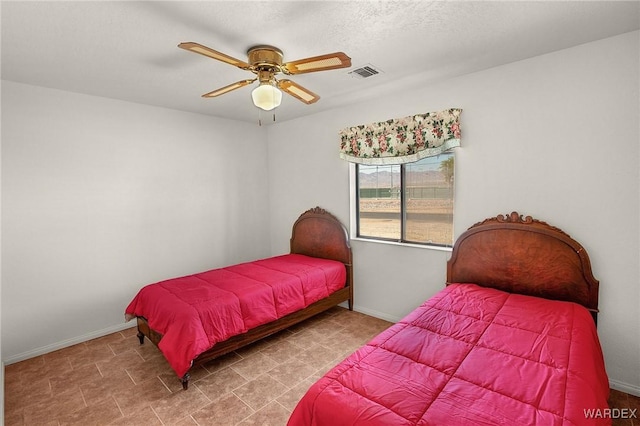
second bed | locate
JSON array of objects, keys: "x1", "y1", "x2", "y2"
[{"x1": 288, "y1": 212, "x2": 610, "y2": 426}]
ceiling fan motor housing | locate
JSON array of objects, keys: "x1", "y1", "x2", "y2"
[{"x1": 247, "y1": 46, "x2": 284, "y2": 70}]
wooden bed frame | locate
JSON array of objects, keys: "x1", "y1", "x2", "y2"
[
  {"x1": 135, "y1": 206, "x2": 353, "y2": 389},
  {"x1": 446, "y1": 211, "x2": 600, "y2": 323},
  {"x1": 288, "y1": 211, "x2": 607, "y2": 426}
]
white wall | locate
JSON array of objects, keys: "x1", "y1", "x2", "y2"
[
  {"x1": 1, "y1": 30, "x2": 637, "y2": 402},
  {"x1": 1, "y1": 81, "x2": 271, "y2": 361},
  {"x1": 0, "y1": 81, "x2": 3, "y2": 426},
  {"x1": 267, "y1": 31, "x2": 640, "y2": 395}
]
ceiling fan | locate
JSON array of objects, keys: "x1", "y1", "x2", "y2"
[{"x1": 178, "y1": 42, "x2": 351, "y2": 111}]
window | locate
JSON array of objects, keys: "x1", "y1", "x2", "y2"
[{"x1": 356, "y1": 153, "x2": 454, "y2": 247}]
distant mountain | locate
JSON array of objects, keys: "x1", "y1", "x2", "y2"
[{"x1": 359, "y1": 170, "x2": 446, "y2": 188}]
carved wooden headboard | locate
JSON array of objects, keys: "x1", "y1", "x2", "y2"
[
  {"x1": 289, "y1": 206, "x2": 352, "y2": 267},
  {"x1": 447, "y1": 212, "x2": 599, "y2": 322},
  {"x1": 289, "y1": 207, "x2": 353, "y2": 309}
]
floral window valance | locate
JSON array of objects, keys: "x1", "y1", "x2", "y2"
[{"x1": 339, "y1": 108, "x2": 462, "y2": 165}]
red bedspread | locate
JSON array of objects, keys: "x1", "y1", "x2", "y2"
[
  {"x1": 288, "y1": 283, "x2": 610, "y2": 426},
  {"x1": 125, "y1": 254, "x2": 346, "y2": 377}
]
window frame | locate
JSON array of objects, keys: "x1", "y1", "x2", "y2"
[{"x1": 349, "y1": 154, "x2": 455, "y2": 251}]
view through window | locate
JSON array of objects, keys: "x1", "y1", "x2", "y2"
[{"x1": 357, "y1": 153, "x2": 454, "y2": 247}]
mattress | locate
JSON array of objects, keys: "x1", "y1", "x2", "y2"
[
  {"x1": 288, "y1": 283, "x2": 610, "y2": 426},
  {"x1": 125, "y1": 253, "x2": 346, "y2": 377}
]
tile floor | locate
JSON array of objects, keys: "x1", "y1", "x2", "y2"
[
  {"x1": 4, "y1": 306, "x2": 640, "y2": 425},
  {"x1": 609, "y1": 388, "x2": 640, "y2": 426},
  {"x1": 4, "y1": 307, "x2": 391, "y2": 425}
]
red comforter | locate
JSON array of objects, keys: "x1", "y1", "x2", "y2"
[
  {"x1": 125, "y1": 254, "x2": 346, "y2": 378},
  {"x1": 289, "y1": 283, "x2": 610, "y2": 426}
]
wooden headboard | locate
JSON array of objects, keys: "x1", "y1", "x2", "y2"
[
  {"x1": 290, "y1": 206, "x2": 353, "y2": 310},
  {"x1": 290, "y1": 206, "x2": 352, "y2": 266},
  {"x1": 447, "y1": 212, "x2": 600, "y2": 322}
]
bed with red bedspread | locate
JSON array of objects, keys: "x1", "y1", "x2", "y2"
[
  {"x1": 125, "y1": 207, "x2": 353, "y2": 389},
  {"x1": 288, "y1": 212, "x2": 610, "y2": 426}
]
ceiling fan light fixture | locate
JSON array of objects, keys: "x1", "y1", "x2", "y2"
[
  {"x1": 179, "y1": 42, "x2": 351, "y2": 113},
  {"x1": 251, "y1": 82, "x2": 282, "y2": 111}
]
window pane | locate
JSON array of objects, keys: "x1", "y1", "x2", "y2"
[
  {"x1": 358, "y1": 164, "x2": 401, "y2": 240},
  {"x1": 405, "y1": 154, "x2": 454, "y2": 246}
]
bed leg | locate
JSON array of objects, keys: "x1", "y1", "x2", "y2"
[
  {"x1": 137, "y1": 331, "x2": 145, "y2": 345},
  {"x1": 181, "y1": 373, "x2": 190, "y2": 390},
  {"x1": 348, "y1": 298, "x2": 354, "y2": 311}
]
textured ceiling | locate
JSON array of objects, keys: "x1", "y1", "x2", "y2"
[{"x1": 2, "y1": 1, "x2": 639, "y2": 124}]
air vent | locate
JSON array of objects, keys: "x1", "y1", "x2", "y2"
[{"x1": 348, "y1": 64, "x2": 383, "y2": 79}]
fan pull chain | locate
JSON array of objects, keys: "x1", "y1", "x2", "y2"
[
  {"x1": 258, "y1": 109, "x2": 262, "y2": 126},
  {"x1": 256, "y1": 111, "x2": 277, "y2": 126}
]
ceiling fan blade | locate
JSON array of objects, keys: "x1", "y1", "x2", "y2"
[
  {"x1": 202, "y1": 79, "x2": 256, "y2": 98},
  {"x1": 179, "y1": 42, "x2": 251, "y2": 70},
  {"x1": 278, "y1": 79, "x2": 320, "y2": 104},
  {"x1": 283, "y1": 52, "x2": 351, "y2": 74}
]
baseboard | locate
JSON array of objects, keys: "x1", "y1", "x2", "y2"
[
  {"x1": 609, "y1": 379, "x2": 640, "y2": 397},
  {"x1": 353, "y1": 304, "x2": 402, "y2": 323},
  {"x1": 6, "y1": 305, "x2": 393, "y2": 365},
  {"x1": 3, "y1": 322, "x2": 137, "y2": 365}
]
